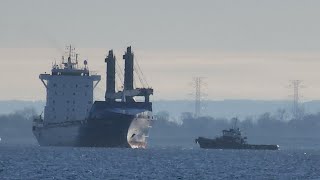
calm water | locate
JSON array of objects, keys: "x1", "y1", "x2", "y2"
[{"x1": 0, "y1": 145, "x2": 319, "y2": 180}]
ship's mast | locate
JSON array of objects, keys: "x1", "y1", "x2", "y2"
[
  {"x1": 63, "y1": 45, "x2": 78, "y2": 69},
  {"x1": 123, "y1": 46, "x2": 135, "y2": 102},
  {"x1": 105, "y1": 50, "x2": 116, "y2": 101},
  {"x1": 233, "y1": 117, "x2": 238, "y2": 129},
  {"x1": 69, "y1": 45, "x2": 72, "y2": 59}
]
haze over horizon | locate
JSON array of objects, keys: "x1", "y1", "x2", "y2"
[{"x1": 1, "y1": 0, "x2": 320, "y2": 101}]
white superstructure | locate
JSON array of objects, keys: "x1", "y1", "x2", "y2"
[
  {"x1": 39, "y1": 46, "x2": 101, "y2": 124},
  {"x1": 33, "y1": 46, "x2": 101, "y2": 146}
]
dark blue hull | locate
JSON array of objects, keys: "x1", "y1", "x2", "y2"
[{"x1": 78, "y1": 101, "x2": 152, "y2": 148}]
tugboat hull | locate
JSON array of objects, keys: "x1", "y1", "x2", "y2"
[{"x1": 195, "y1": 137, "x2": 279, "y2": 150}]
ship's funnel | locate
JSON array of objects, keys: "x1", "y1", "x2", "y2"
[
  {"x1": 123, "y1": 46, "x2": 134, "y2": 91},
  {"x1": 105, "y1": 50, "x2": 116, "y2": 101}
]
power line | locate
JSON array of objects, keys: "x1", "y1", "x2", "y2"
[
  {"x1": 193, "y1": 77, "x2": 206, "y2": 118},
  {"x1": 289, "y1": 80, "x2": 304, "y2": 120}
]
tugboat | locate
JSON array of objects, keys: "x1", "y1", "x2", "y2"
[{"x1": 195, "y1": 118, "x2": 279, "y2": 150}]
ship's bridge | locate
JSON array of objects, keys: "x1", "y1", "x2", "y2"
[
  {"x1": 40, "y1": 56, "x2": 101, "y2": 88},
  {"x1": 51, "y1": 66, "x2": 89, "y2": 76}
]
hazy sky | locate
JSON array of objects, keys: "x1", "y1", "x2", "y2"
[{"x1": 1, "y1": 0, "x2": 320, "y2": 101}]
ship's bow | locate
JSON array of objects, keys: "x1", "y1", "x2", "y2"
[{"x1": 79, "y1": 101, "x2": 153, "y2": 148}]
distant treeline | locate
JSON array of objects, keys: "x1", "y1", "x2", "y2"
[
  {"x1": 1, "y1": 107, "x2": 320, "y2": 146},
  {"x1": 150, "y1": 110, "x2": 320, "y2": 145}
]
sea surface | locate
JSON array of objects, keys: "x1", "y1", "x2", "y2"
[{"x1": 0, "y1": 145, "x2": 320, "y2": 180}]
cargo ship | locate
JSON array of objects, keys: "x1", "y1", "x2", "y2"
[
  {"x1": 195, "y1": 118, "x2": 279, "y2": 150},
  {"x1": 32, "y1": 46, "x2": 153, "y2": 148}
]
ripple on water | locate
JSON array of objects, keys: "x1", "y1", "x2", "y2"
[{"x1": 0, "y1": 146, "x2": 319, "y2": 179}]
